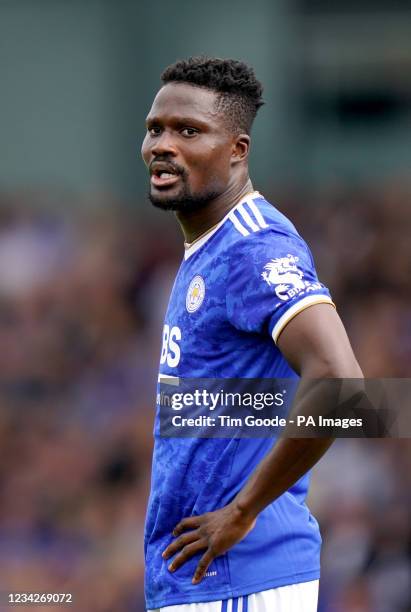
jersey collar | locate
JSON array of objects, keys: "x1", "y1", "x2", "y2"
[{"x1": 184, "y1": 191, "x2": 261, "y2": 260}]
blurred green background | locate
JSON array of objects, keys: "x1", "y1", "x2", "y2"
[
  {"x1": 0, "y1": 1, "x2": 410, "y2": 611},
  {"x1": 2, "y1": 0, "x2": 411, "y2": 195}
]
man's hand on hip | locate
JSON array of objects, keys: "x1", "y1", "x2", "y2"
[{"x1": 162, "y1": 503, "x2": 256, "y2": 584}]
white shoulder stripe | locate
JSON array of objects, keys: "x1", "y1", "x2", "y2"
[
  {"x1": 237, "y1": 203, "x2": 260, "y2": 232},
  {"x1": 247, "y1": 198, "x2": 268, "y2": 228},
  {"x1": 229, "y1": 211, "x2": 250, "y2": 236}
]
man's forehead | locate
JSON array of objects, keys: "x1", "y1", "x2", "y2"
[{"x1": 147, "y1": 82, "x2": 219, "y2": 121}]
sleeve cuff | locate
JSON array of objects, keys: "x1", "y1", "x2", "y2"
[{"x1": 271, "y1": 295, "x2": 335, "y2": 344}]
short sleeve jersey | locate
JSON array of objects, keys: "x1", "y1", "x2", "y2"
[{"x1": 144, "y1": 192, "x2": 334, "y2": 609}]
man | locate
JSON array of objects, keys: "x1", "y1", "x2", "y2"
[{"x1": 141, "y1": 57, "x2": 362, "y2": 612}]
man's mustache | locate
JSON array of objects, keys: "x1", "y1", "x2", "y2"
[{"x1": 149, "y1": 157, "x2": 187, "y2": 177}]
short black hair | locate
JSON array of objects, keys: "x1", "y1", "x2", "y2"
[{"x1": 161, "y1": 56, "x2": 264, "y2": 134}]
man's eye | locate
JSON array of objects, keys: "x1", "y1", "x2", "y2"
[
  {"x1": 181, "y1": 128, "x2": 198, "y2": 137},
  {"x1": 148, "y1": 126, "x2": 162, "y2": 136}
]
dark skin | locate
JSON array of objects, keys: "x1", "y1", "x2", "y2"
[
  {"x1": 142, "y1": 83, "x2": 363, "y2": 584},
  {"x1": 141, "y1": 82, "x2": 252, "y2": 242}
]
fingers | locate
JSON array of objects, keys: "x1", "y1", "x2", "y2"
[
  {"x1": 162, "y1": 513, "x2": 215, "y2": 581},
  {"x1": 162, "y1": 529, "x2": 200, "y2": 560},
  {"x1": 173, "y1": 515, "x2": 202, "y2": 536},
  {"x1": 167, "y1": 540, "x2": 208, "y2": 573},
  {"x1": 192, "y1": 549, "x2": 214, "y2": 584}
]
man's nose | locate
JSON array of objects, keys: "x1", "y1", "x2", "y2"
[{"x1": 151, "y1": 131, "x2": 178, "y2": 157}]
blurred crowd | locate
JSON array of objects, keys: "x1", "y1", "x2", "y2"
[{"x1": 0, "y1": 182, "x2": 409, "y2": 611}]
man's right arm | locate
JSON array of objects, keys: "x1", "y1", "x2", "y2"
[
  {"x1": 232, "y1": 302, "x2": 363, "y2": 520},
  {"x1": 163, "y1": 303, "x2": 363, "y2": 583}
]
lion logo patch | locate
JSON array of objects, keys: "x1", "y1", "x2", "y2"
[{"x1": 186, "y1": 275, "x2": 205, "y2": 313}]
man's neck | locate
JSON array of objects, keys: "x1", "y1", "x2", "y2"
[{"x1": 175, "y1": 179, "x2": 255, "y2": 244}]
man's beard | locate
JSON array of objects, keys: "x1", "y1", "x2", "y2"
[{"x1": 148, "y1": 179, "x2": 220, "y2": 212}]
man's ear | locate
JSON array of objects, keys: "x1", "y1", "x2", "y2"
[{"x1": 231, "y1": 134, "x2": 250, "y2": 164}]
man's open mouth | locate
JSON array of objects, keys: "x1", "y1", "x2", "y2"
[{"x1": 150, "y1": 162, "x2": 182, "y2": 189}]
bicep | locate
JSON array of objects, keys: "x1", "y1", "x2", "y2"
[{"x1": 276, "y1": 303, "x2": 363, "y2": 378}]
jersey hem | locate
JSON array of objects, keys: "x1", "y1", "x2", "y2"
[{"x1": 145, "y1": 568, "x2": 320, "y2": 609}]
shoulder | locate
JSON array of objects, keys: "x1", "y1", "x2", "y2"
[
  {"x1": 226, "y1": 192, "x2": 300, "y2": 242},
  {"x1": 223, "y1": 194, "x2": 310, "y2": 264}
]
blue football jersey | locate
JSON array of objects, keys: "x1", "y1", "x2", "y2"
[{"x1": 144, "y1": 192, "x2": 334, "y2": 609}]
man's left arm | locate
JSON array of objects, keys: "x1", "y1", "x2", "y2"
[{"x1": 162, "y1": 303, "x2": 363, "y2": 584}]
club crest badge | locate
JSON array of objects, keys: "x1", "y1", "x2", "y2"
[{"x1": 186, "y1": 275, "x2": 205, "y2": 313}]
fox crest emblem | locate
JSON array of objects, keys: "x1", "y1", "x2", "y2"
[{"x1": 261, "y1": 254, "x2": 306, "y2": 301}]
